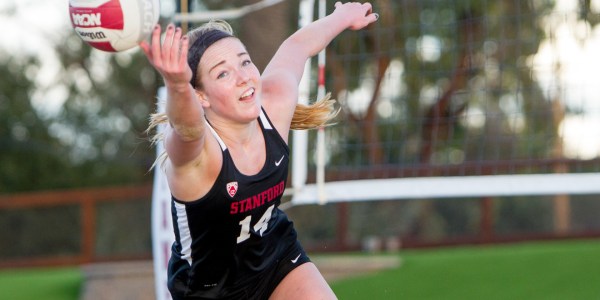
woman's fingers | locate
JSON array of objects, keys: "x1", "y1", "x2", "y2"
[
  {"x1": 361, "y1": 2, "x2": 372, "y2": 12},
  {"x1": 170, "y1": 27, "x2": 183, "y2": 67},
  {"x1": 161, "y1": 24, "x2": 175, "y2": 67},
  {"x1": 361, "y1": 2, "x2": 379, "y2": 23},
  {"x1": 140, "y1": 24, "x2": 162, "y2": 66},
  {"x1": 140, "y1": 23, "x2": 190, "y2": 83},
  {"x1": 149, "y1": 24, "x2": 183, "y2": 67},
  {"x1": 179, "y1": 35, "x2": 190, "y2": 71},
  {"x1": 149, "y1": 24, "x2": 163, "y2": 68},
  {"x1": 139, "y1": 40, "x2": 151, "y2": 60},
  {"x1": 333, "y1": 2, "x2": 378, "y2": 29},
  {"x1": 370, "y1": 12, "x2": 379, "y2": 22}
]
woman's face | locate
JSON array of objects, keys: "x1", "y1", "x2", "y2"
[{"x1": 197, "y1": 37, "x2": 262, "y2": 124}]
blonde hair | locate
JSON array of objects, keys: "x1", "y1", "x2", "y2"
[{"x1": 147, "y1": 20, "x2": 340, "y2": 169}]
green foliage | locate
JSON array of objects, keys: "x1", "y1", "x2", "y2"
[
  {"x1": 0, "y1": 25, "x2": 160, "y2": 193},
  {"x1": 47, "y1": 34, "x2": 159, "y2": 188},
  {"x1": 0, "y1": 52, "x2": 72, "y2": 192}
]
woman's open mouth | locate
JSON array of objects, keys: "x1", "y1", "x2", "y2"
[{"x1": 240, "y1": 88, "x2": 255, "y2": 101}]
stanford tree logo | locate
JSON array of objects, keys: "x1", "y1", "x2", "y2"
[{"x1": 226, "y1": 182, "x2": 238, "y2": 198}]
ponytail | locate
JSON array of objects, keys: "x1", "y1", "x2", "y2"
[{"x1": 290, "y1": 93, "x2": 339, "y2": 130}]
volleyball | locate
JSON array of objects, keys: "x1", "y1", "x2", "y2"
[{"x1": 69, "y1": 0, "x2": 160, "y2": 52}]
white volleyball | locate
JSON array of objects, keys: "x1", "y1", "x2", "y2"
[{"x1": 69, "y1": 0, "x2": 160, "y2": 52}]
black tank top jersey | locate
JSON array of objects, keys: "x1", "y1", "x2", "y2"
[{"x1": 168, "y1": 108, "x2": 297, "y2": 299}]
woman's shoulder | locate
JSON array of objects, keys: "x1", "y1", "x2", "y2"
[
  {"x1": 260, "y1": 96, "x2": 294, "y2": 138},
  {"x1": 165, "y1": 134, "x2": 224, "y2": 202}
]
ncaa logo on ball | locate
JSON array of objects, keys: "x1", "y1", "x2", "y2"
[{"x1": 69, "y1": 0, "x2": 159, "y2": 52}]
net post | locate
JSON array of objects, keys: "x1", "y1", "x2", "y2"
[
  {"x1": 291, "y1": 0, "x2": 315, "y2": 195},
  {"x1": 151, "y1": 87, "x2": 174, "y2": 300},
  {"x1": 316, "y1": 0, "x2": 327, "y2": 205}
]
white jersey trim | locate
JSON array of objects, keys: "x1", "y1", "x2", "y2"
[
  {"x1": 205, "y1": 120, "x2": 227, "y2": 150},
  {"x1": 205, "y1": 109, "x2": 272, "y2": 152},
  {"x1": 259, "y1": 109, "x2": 273, "y2": 130},
  {"x1": 174, "y1": 201, "x2": 193, "y2": 266}
]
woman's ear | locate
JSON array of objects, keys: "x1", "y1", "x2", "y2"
[{"x1": 195, "y1": 90, "x2": 211, "y2": 108}]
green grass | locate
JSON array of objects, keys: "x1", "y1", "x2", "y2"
[
  {"x1": 0, "y1": 267, "x2": 81, "y2": 300},
  {"x1": 331, "y1": 239, "x2": 600, "y2": 299}
]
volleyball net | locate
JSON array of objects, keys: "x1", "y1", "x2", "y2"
[{"x1": 289, "y1": 0, "x2": 600, "y2": 205}]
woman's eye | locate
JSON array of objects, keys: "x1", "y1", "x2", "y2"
[
  {"x1": 242, "y1": 59, "x2": 252, "y2": 66},
  {"x1": 217, "y1": 71, "x2": 228, "y2": 79}
]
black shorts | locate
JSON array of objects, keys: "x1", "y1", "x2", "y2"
[
  {"x1": 240, "y1": 240, "x2": 311, "y2": 300},
  {"x1": 261, "y1": 241, "x2": 311, "y2": 298},
  {"x1": 170, "y1": 240, "x2": 311, "y2": 300}
]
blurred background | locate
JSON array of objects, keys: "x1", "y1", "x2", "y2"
[{"x1": 1, "y1": 0, "x2": 600, "y2": 299}]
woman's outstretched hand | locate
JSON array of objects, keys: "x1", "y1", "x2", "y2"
[
  {"x1": 334, "y1": 2, "x2": 379, "y2": 30},
  {"x1": 140, "y1": 24, "x2": 192, "y2": 88}
]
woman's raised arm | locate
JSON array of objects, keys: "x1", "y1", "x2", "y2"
[
  {"x1": 261, "y1": 2, "x2": 378, "y2": 129},
  {"x1": 140, "y1": 24, "x2": 208, "y2": 168}
]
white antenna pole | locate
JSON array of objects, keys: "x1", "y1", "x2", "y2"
[
  {"x1": 292, "y1": 0, "x2": 315, "y2": 193},
  {"x1": 316, "y1": 0, "x2": 327, "y2": 205}
]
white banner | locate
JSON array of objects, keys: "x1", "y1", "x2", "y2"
[{"x1": 151, "y1": 87, "x2": 174, "y2": 300}]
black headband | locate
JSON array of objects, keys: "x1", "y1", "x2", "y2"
[{"x1": 187, "y1": 29, "x2": 233, "y2": 88}]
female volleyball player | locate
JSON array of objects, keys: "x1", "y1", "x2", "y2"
[{"x1": 140, "y1": 2, "x2": 378, "y2": 299}]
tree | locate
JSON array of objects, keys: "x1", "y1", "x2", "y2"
[
  {"x1": 0, "y1": 51, "x2": 71, "y2": 192},
  {"x1": 46, "y1": 33, "x2": 160, "y2": 189},
  {"x1": 0, "y1": 3, "x2": 161, "y2": 193}
]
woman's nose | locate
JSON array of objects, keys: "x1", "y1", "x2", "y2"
[{"x1": 236, "y1": 68, "x2": 250, "y2": 85}]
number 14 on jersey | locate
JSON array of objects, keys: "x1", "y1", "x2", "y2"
[{"x1": 236, "y1": 204, "x2": 275, "y2": 243}]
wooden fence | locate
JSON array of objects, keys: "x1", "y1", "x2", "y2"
[
  {"x1": 0, "y1": 185, "x2": 153, "y2": 269},
  {"x1": 1, "y1": 183, "x2": 599, "y2": 269}
]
